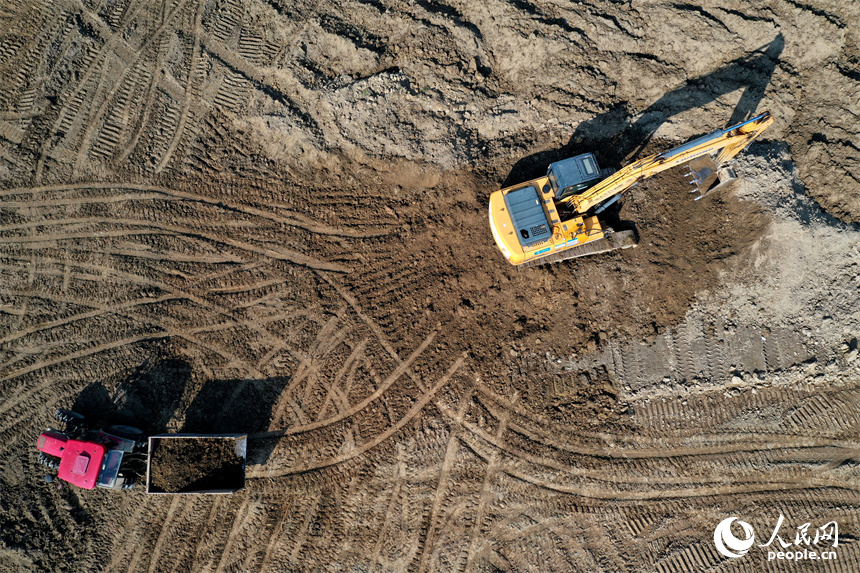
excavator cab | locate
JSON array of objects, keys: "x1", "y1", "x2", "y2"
[{"x1": 547, "y1": 153, "x2": 606, "y2": 201}]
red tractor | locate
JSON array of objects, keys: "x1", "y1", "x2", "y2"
[{"x1": 37, "y1": 409, "x2": 147, "y2": 490}]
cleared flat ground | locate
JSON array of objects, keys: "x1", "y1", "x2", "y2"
[{"x1": 1, "y1": 0, "x2": 859, "y2": 571}]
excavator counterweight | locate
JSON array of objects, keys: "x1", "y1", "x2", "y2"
[{"x1": 489, "y1": 111, "x2": 774, "y2": 267}]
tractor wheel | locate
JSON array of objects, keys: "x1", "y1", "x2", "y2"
[
  {"x1": 107, "y1": 425, "x2": 145, "y2": 444},
  {"x1": 55, "y1": 409, "x2": 86, "y2": 428},
  {"x1": 38, "y1": 452, "x2": 60, "y2": 470}
]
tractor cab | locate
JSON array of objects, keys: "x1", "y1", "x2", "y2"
[
  {"x1": 37, "y1": 414, "x2": 144, "y2": 490},
  {"x1": 56, "y1": 440, "x2": 106, "y2": 489}
]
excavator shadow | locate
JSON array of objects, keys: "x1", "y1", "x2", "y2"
[{"x1": 501, "y1": 33, "x2": 784, "y2": 195}]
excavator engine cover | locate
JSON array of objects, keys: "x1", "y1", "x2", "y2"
[{"x1": 503, "y1": 186, "x2": 551, "y2": 248}]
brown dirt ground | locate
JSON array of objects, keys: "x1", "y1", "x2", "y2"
[{"x1": 1, "y1": 0, "x2": 860, "y2": 572}]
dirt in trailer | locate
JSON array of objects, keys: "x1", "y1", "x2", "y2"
[
  {"x1": 1, "y1": 0, "x2": 860, "y2": 572},
  {"x1": 147, "y1": 438, "x2": 245, "y2": 493}
]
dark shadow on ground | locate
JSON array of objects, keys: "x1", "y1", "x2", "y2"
[
  {"x1": 71, "y1": 358, "x2": 192, "y2": 435},
  {"x1": 501, "y1": 34, "x2": 784, "y2": 188},
  {"x1": 180, "y1": 377, "x2": 291, "y2": 466},
  {"x1": 70, "y1": 364, "x2": 292, "y2": 467}
]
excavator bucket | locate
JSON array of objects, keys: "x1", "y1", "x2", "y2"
[{"x1": 684, "y1": 155, "x2": 738, "y2": 200}]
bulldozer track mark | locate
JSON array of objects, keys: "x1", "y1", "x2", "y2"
[
  {"x1": 115, "y1": 65, "x2": 167, "y2": 163},
  {"x1": 655, "y1": 542, "x2": 722, "y2": 573},
  {"x1": 209, "y1": 0, "x2": 243, "y2": 43},
  {"x1": 562, "y1": 315, "x2": 814, "y2": 398},
  {"x1": 200, "y1": 34, "x2": 322, "y2": 138},
  {"x1": 48, "y1": 0, "x2": 192, "y2": 172},
  {"x1": 154, "y1": 0, "x2": 205, "y2": 173},
  {"x1": 212, "y1": 69, "x2": 250, "y2": 111},
  {"x1": 32, "y1": 0, "x2": 150, "y2": 181},
  {"x1": 473, "y1": 385, "x2": 858, "y2": 459},
  {"x1": 237, "y1": 28, "x2": 265, "y2": 64},
  {"x1": 248, "y1": 354, "x2": 464, "y2": 477}
]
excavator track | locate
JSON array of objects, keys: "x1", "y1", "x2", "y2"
[{"x1": 520, "y1": 230, "x2": 638, "y2": 268}]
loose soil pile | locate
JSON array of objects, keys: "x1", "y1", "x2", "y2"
[{"x1": 148, "y1": 437, "x2": 245, "y2": 494}]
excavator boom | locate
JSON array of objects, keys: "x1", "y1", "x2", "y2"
[
  {"x1": 488, "y1": 111, "x2": 773, "y2": 267},
  {"x1": 564, "y1": 111, "x2": 773, "y2": 213}
]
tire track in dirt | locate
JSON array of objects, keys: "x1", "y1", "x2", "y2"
[
  {"x1": 0, "y1": 215, "x2": 349, "y2": 272},
  {"x1": 369, "y1": 443, "x2": 408, "y2": 569},
  {"x1": 211, "y1": 495, "x2": 253, "y2": 573},
  {"x1": 416, "y1": 382, "x2": 474, "y2": 573},
  {"x1": 144, "y1": 496, "x2": 186, "y2": 573},
  {"x1": 264, "y1": 330, "x2": 436, "y2": 436},
  {"x1": 256, "y1": 495, "x2": 296, "y2": 573},
  {"x1": 0, "y1": 182, "x2": 388, "y2": 238},
  {"x1": 463, "y1": 392, "x2": 517, "y2": 572},
  {"x1": 247, "y1": 354, "x2": 465, "y2": 477}
]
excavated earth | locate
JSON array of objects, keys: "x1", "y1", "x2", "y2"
[
  {"x1": 1, "y1": 0, "x2": 859, "y2": 572},
  {"x1": 148, "y1": 437, "x2": 245, "y2": 493}
]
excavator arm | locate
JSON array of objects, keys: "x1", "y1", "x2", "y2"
[{"x1": 562, "y1": 111, "x2": 773, "y2": 214}]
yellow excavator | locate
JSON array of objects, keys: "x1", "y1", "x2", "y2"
[{"x1": 489, "y1": 111, "x2": 774, "y2": 267}]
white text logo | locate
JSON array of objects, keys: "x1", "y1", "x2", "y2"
[{"x1": 713, "y1": 515, "x2": 838, "y2": 562}]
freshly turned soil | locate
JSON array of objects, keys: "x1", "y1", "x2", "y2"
[{"x1": 148, "y1": 437, "x2": 244, "y2": 493}]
